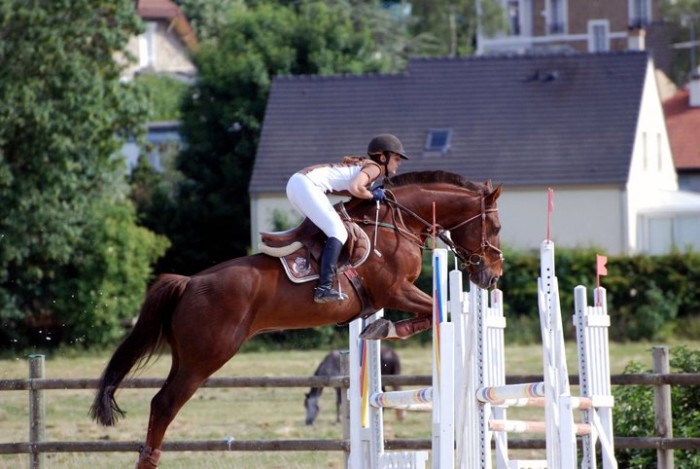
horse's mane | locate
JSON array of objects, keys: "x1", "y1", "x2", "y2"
[{"x1": 384, "y1": 171, "x2": 484, "y2": 193}]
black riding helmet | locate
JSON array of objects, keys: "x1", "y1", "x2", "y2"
[{"x1": 367, "y1": 134, "x2": 409, "y2": 160}]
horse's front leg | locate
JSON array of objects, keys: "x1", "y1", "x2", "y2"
[{"x1": 359, "y1": 284, "x2": 433, "y2": 340}]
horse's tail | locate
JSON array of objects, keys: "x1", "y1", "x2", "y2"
[{"x1": 90, "y1": 274, "x2": 189, "y2": 426}]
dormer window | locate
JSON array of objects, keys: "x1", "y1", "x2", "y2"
[{"x1": 425, "y1": 129, "x2": 452, "y2": 154}]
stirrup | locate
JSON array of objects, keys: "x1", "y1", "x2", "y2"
[{"x1": 314, "y1": 286, "x2": 348, "y2": 303}]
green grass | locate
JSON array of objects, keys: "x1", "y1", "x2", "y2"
[{"x1": 1, "y1": 340, "x2": 697, "y2": 468}]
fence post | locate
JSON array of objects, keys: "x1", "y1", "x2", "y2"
[
  {"x1": 340, "y1": 350, "x2": 350, "y2": 469},
  {"x1": 653, "y1": 346, "x2": 673, "y2": 469},
  {"x1": 28, "y1": 354, "x2": 45, "y2": 469}
]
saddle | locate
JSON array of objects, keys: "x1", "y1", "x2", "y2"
[
  {"x1": 259, "y1": 204, "x2": 371, "y2": 283},
  {"x1": 259, "y1": 203, "x2": 377, "y2": 320}
]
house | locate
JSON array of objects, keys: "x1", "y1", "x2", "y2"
[
  {"x1": 120, "y1": 0, "x2": 198, "y2": 82},
  {"x1": 249, "y1": 51, "x2": 700, "y2": 255},
  {"x1": 121, "y1": 121, "x2": 182, "y2": 173},
  {"x1": 118, "y1": 0, "x2": 196, "y2": 171},
  {"x1": 664, "y1": 68, "x2": 700, "y2": 193},
  {"x1": 478, "y1": 0, "x2": 672, "y2": 74}
]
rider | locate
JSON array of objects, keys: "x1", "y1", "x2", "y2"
[{"x1": 286, "y1": 133, "x2": 408, "y2": 303}]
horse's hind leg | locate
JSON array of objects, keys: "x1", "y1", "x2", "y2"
[
  {"x1": 135, "y1": 356, "x2": 230, "y2": 468},
  {"x1": 135, "y1": 357, "x2": 213, "y2": 468}
]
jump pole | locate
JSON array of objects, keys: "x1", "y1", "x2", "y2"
[
  {"x1": 458, "y1": 239, "x2": 617, "y2": 469},
  {"x1": 348, "y1": 248, "x2": 454, "y2": 469}
]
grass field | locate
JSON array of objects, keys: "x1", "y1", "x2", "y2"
[{"x1": 0, "y1": 339, "x2": 697, "y2": 468}]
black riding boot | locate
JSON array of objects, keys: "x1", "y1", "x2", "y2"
[{"x1": 314, "y1": 237, "x2": 349, "y2": 303}]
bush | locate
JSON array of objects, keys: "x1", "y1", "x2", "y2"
[
  {"x1": 613, "y1": 346, "x2": 700, "y2": 468},
  {"x1": 497, "y1": 247, "x2": 700, "y2": 342}
]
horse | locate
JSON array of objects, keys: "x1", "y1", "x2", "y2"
[
  {"x1": 90, "y1": 170, "x2": 503, "y2": 468},
  {"x1": 304, "y1": 345, "x2": 403, "y2": 426}
]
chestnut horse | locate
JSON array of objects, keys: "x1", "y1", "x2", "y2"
[{"x1": 90, "y1": 171, "x2": 503, "y2": 468}]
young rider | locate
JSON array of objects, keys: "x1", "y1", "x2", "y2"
[{"x1": 286, "y1": 134, "x2": 408, "y2": 303}]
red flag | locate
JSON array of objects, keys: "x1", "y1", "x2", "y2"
[{"x1": 596, "y1": 254, "x2": 608, "y2": 277}]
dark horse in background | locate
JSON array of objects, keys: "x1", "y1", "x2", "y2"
[
  {"x1": 304, "y1": 345, "x2": 403, "y2": 426},
  {"x1": 90, "y1": 171, "x2": 503, "y2": 468}
]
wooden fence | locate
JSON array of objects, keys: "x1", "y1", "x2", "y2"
[{"x1": 1, "y1": 349, "x2": 700, "y2": 469}]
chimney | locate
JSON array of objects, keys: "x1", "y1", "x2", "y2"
[
  {"x1": 628, "y1": 28, "x2": 646, "y2": 51},
  {"x1": 690, "y1": 67, "x2": 700, "y2": 107}
]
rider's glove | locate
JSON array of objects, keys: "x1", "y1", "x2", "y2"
[{"x1": 371, "y1": 187, "x2": 386, "y2": 202}]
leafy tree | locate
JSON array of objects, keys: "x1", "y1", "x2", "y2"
[
  {"x1": 174, "y1": 0, "x2": 243, "y2": 41},
  {"x1": 409, "y1": 0, "x2": 505, "y2": 56},
  {"x1": 0, "y1": 0, "x2": 168, "y2": 348},
  {"x1": 158, "y1": 0, "x2": 408, "y2": 274},
  {"x1": 662, "y1": 0, "x2": 700, "y2": 85},
  {"x1": 135, "y1": 74, "x2": 191, "y2": 121},
  {"x1": 614, "y1": 346, "x2": 700, "y2": 468}
]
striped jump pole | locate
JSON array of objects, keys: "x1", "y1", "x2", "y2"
[
  {"x1": 458, "y1": 239, "x2": 617, "y2": 469},
  {"x1": 348, "y1": 248, "x2": 453, "y2": 469}
]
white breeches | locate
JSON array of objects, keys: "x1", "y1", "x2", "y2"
[{"x1": 286, "y1": 173, "x2": 348, "y2": 244}]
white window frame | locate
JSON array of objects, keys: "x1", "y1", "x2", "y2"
[
  {"x1": 506, "y1": 0, "x2": 522, "y2": 36},
  {"x1": 628, "y1": 0, "x2": 652, "y2": 28},
  {"x1": 587, "y1": 20, "x2": 610, "y2": 53},
  {"x1": 639, "y1": 214, "x2": 700, "y2": 254},
  {"x1": 547, "y1": 0, "x2": 568, "y2": 35},
  {"x1": 139, "y1": 22, "x2": 158, "y2": 68}
]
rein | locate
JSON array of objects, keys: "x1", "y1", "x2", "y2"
[{"x1": 382, "y1": 190, "x2": 502, "y2": 269}]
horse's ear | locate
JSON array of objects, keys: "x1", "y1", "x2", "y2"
[
  {"x1": 485, "y1": 179, "x2": 493, "y2": 191},
  {"x1": 485, "y1": 184, "x2": 503, "y2": 205}
]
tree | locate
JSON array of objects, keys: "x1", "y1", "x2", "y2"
[
  {"x1": 662, "y1": 0, "x2": 700, "y2": 85},
  {"x1": 0, "y1": 0, "x2": 169, "y2": 348},
  {"x1": 409, "y1": 0, "x2": 505, "y2": 57},
  {"x1": 157, "y1": 0, "x2": 408, "y2": 274},
  {"x1": 174, "y1": 0, "x2": 243, "y2": 41}
]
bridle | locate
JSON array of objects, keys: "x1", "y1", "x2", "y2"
[{"x1": 384, "y1": 190, "x2": 503, "y2": 271}]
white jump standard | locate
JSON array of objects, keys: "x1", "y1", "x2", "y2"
[
  {"x1": 348, "y1": 249, "x2": 454, "y2": 469},
  {"x1": 459, "y1": 240, "x2": 617, "y2": 469},
  {"x1": 347, "y1": 241, "x2": 617, "y2": 469}
]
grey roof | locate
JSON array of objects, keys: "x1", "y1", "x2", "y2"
[{"x1": 251, "y1": 51, "x2": 649, "y2": 194}]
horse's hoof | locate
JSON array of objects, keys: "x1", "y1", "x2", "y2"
[
  {"x1": 135, "y1": 446, "x2": 160, "y2": 469},
  {"x1": 359, "y1": 319, "x2": 397, "y2": 340}
]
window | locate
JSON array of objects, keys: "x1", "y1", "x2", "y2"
[
  {"x1": 588, "y1": 20, "x2": 609, "y2": 52},
  {"x1": 548, "y1": 0, "x2": 565, "y2": 34},
  {"x1": 629, "y1": 0, "x2": 651, "y2": 28},
  {"x1": 139, "y1": 22, "x2": 157, "y2": 68},
  {"x1": 643, "y1": 215, "x2": 700, "y2": 254},
  {"x1": 425, "y1": 129, "x2": 452, "y2": 154},
  {"x1": 507, "y1": 0, "x2": 521, "y2": 36}
]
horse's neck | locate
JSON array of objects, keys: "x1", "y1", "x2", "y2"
[{"x1": 395, "y1": 186, "x2": 477, "y2": 230}]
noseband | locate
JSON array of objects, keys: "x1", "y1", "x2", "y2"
[{"x1": 385, "y1": 191, "x2": 503, "y2": 270}]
